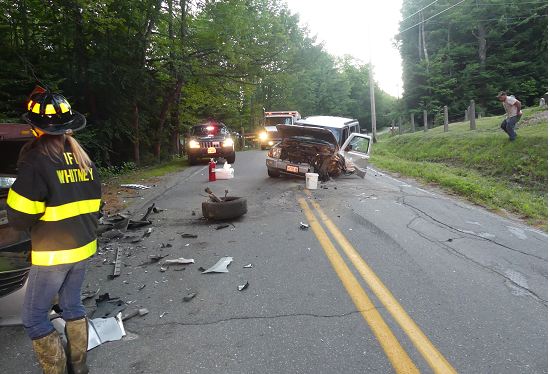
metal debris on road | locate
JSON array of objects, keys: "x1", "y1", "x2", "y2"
[
  {"x1": 201, "y1": 257, "x2": 233, "y2": 273},
  {"x1": 161, "y1": 243, "x2": 172, "y2": 248},
  {"x1": 183, "y1": 292, "x2": 197, "y2": 302},
  {"x1": 243, "y1": 264, "x2": 253, "y2": 268},
  {"x1": 159, "y1": 312, "x2": 168, "y2": 318},
  {"x1": 164, "y1": 258, "x2": 195, "y2": 266},
  {"x1": 108, "y1": 248, "x2": 122, "y2": 279},
  {"x1": 238, "y1": 281, "x2": 249, "y2": 291},
  {"x1": 122, "y1": 308, "x2": 149, "y2": 321},
  {"x1": 120, "y1": 184, "x2": 151, "y2": 190},
  {"x1": 198, "y1": 267, "x2": 206, "y2": 272},
  {"x1": 216, "y1": 224, "x2": 230, "y2": 230},
  {"x1": 87, "y1": 313, "x2": 126, "y2": 350},
  {"x1": 300, "y1": 222, "x2": 309, "y2": 230},
  {"x1": 91, "y1": 294, "x2": 127, "y2": 319},
  {"x1": 138, "y1": 284, "x2": 146, "y2": 291},
  {"x1": 181, "y1": 233, "x2": 198, "y2": 238}
]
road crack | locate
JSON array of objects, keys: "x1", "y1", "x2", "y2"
[{"x1": 134, "y1": 308, "x2": 384, "y2": 328}]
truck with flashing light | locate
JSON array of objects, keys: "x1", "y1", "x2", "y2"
[{"x1": 259, "y1": 111, "x2": 301, "y2": 150}]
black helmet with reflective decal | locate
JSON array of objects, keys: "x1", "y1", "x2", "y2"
[{"x1": 22, "y1": 87, "x2": 86, "y2": 135}]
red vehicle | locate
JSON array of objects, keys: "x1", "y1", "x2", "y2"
[
  {"x1": 186, "y1": 120, "x2": 236, "y2": 165},
  {"x1": 0, "y1": 123, "x2": 33, "y2": 326}
]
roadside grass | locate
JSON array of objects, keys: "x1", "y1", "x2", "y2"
[
  {"x1": 99, "y1": 157, "x2": 190, "y2": 214},
  {"x1": 370, "y1": 107, "x2": 548, "y2": 229}
]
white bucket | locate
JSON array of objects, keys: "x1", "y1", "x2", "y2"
[
  {"x1": 215, "y1": 167, "x2": 234, "y2": 179},
  {"x1": 305, "y1": 173, "x2": 318, "y2": 190}
]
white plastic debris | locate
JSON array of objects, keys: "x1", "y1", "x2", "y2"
[
  {"x1": 238, "y1": 281, "x2": 249, "y2": 291},
  {"x1": 120, "y1": 184, "x2": 151, "y2": 190},
  {"x1": 243, "y1": 264, "x2": 253, "y2": 268},
  {"x1": 87, "y1": 312, "x2": 126, "y2": 350},
  {"x1": 164, "y1": 258, "x2": 194, "y2": 265},
  {"x1": 300, "y1": 222, "x2": 309, "y2": 230},
  {"x1": 202, "y1": 257, "x2": 233, "y2": 273}
]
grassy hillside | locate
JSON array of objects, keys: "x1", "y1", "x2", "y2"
[{"x1": 370, "y1": 107, "x2": 548, "y2": 229}]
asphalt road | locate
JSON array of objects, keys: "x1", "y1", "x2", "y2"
[{"x1": 0, "y1": 150, "x2": 547, "y2": 373}]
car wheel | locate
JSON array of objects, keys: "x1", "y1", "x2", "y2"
[
  {"x1": 267, "y1": 168, "x2": 280, "y2": 178},
  {"x1": 202, "y1": 197, "x2": 247, "y2": 220},
  {"x1": 226, "y1": 153, "x2": 236, "y2": 164}
]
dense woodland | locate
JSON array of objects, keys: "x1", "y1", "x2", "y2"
[
  {"x1": 1, "y1": 0, "x2": 395, "y2": 165},
  {"x1": 1, "y1": 0, "x2": 547, "y2": 166},
  {"x1": 398, "y1": 0, "x2": 548, "y2": 122}
]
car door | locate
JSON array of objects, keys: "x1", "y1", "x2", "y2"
[{"x1": 339, "y1": 133, "x2": 372, "y2": 170}]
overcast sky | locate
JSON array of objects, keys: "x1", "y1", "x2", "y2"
[{"x1": 285, "y1": 0, "x2": 403, "y2": 97}]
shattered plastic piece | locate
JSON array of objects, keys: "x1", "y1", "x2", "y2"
[
  {"x1": 159, "y1": 312, "x2": 167, "y2": 318},
  {"x1": 152, "y1": 207, "x2": 165, "y2": 213},
  {"x1": 120, "y1": 184, "x2": 150, "y2": 190},
  {"x1": 202, "y1": 257, "x2": 233, "y2": 273},
  {"x1": 161, "y1": 243, "x2": 173, "y2": 248},
  {"x1": 138, "y1": 254, "x2": 169, "y2": 267},
  {"x1": 164, "y1": 258, "x2": 195, "y2": 266},
  {"x1": 181, "y1": 233, "x2": 198, "y2": 239},
  {"x1": 101, "y1": 229, "x2": 125, "y2": 240},
  {"x1": 243, "y1": 264, "x2": 253, "y2": 268},
  {"x1": 183, "y1": 292, "x2": 197, "y2": 302},
  {"x1": 140, "y1": 204, "x2": 156, "y2": 221},
  {"x1": 90, "y1": 294, "x2": 127, "y2": 319},
  {"x1": 87, "y1": 313, "x2": 126, "y2": 350},
  {"x1": 216, "y1": 224, "x2": 230, "y2": 230},
  {"x1": 198, "y1": 267, "x2": 206, "y2": 272},
  {"x1": 238, "y1": 281, "x2": 249, "y2": 291},
  {"x1": 127, "y1": 219, "x2": 152, "y2": 230},
  {"x1": 81, "y1": 288, "x2": 100, "y2": 301},
  {"x1": 160, "y1": 266, "x2": 167, "y2": 272},
  {"x1": 142, "y1": 228, "x2": 153, "y2": 238},
  {"x1": 300, "y1": 222, "x2": 309, "y2": 230},
  {"x1": 138, "y1": 284, "x2": 146, "y2": 290}
]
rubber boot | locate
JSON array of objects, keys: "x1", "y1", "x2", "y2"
[
  {"x1": 65, "y1": 317, "x2": 89, "y2": 374},
  {"x1": 31, "y1": 331, "x2": 67, "y2": 374}
]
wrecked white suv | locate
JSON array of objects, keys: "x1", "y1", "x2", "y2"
[{"x1": 265, "y1": 116, "x2": 371, "y2": 181}]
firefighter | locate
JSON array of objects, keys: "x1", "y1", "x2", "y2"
[{"x1": 7, "y1": 87, "x2": 101, "y2": 374}]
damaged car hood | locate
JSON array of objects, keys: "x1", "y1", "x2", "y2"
[{"x1": 276, "y1": 124, "x2": 338, "y2": 147}]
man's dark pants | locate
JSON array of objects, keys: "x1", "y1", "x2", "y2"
[{"x1": 500, "y1": 115, "x2": 519, "y2": 140}]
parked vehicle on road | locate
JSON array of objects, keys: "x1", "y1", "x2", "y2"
[
  {"x1": 265, "y1": 116, "x2": 371, "y2": 180},
  {"x1": 186, "y1": 120, "x2": 236, "y2": 165},
  {"x1": 0, "y1": 123, "x2": 33, "y2": 326}
]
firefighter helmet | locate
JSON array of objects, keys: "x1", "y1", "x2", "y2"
[{"x1": 22, "y1": 88, "x2": 86, "y2": 135}]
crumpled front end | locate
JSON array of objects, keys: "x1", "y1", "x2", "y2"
[{"x1": 271, "y1": 138, "x2": 348, "y2": 181}]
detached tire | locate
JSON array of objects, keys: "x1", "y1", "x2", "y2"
[{"x1": 202, "y1": 197, "x2": 247, "y2": 220}]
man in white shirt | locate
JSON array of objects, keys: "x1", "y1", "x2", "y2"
[{"x1": 497, "y1": 91, "x2": 522, "y2": 141}]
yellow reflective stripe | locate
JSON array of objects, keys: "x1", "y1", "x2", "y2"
[
  {"x1": 32, "y1": 103, "x2": 41, "y2": 113},
  {"x1": 40, "y1": 199, "x2": 101, "y2": 222},
  {"x1": 32, "y1": 240, "x2": 96, "y2": 266},
  {"x1": 59, "y1": 102, "x2": 70, "y2": 113},
  {"x1": 7, "y1": 189, "x2": 46, "y2": 215},
  {"x1": 45, "y1": 104, "x2": 56, "y2": 114}
]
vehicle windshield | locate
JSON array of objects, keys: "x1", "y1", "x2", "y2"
[
  {"x1": 0, "y1": 177, "x2": 16, "y2": 189},
  {"x1": 191, "y1": 125, "x2": 223, "y2": 136},
  {"x1": 265, "y1": 117, "x2": 293, "y2": 126}
]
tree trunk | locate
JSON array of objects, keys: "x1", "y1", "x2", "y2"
[
  {"x1": 154, "y1": 79, "x2": 184, "y2": 162},
  {"x1": 170, "y1": 89, "x2": 181, "y2": 156},
  {"x1": 477, "y1": 24, "x2": 487, "y2": 69},
  {"x1": 133, "y1": 103, "x2": 140, "y2": 165}
]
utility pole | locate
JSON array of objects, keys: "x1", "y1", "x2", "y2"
[{"x1": 369, "y1": 64, "x2": 377, "y2": 143}]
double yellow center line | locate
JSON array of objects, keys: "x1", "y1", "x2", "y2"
[{"x1": 298, "y1": 194, "x2": 457, "y2": 374}]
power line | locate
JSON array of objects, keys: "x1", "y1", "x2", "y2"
[
  {"x1": 399, "y1": 0, "x2": 469, "y2": 34},
  {"x1": 401, "y1": 0, "x2": 441, "y2": 23}
]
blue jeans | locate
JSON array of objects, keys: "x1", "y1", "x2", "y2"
[
  {"x1": 500, "y1": 116, "x2": 519, "y2": 140},
  {"x1": 22, "y1": 260, "x2": 87, "y2": 340}
]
